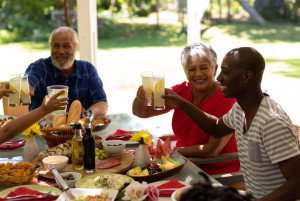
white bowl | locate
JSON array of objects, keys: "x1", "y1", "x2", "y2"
[
  {"x1": 60, "y1": 172, "x2": 82, "y2": 187},
  {"x1": 102, "y1": 140, "x2": 125, "y2": 155},
  {"x1": 42, "y1": 155, "x2": 69, "y2": 171},
  {"x1": 171, "y1": 186, "x2": 191, "y2": 201}
]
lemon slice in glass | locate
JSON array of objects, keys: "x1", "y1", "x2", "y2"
[{"x1": 154, "y1": 79, "x2": 164, "y2": 93}]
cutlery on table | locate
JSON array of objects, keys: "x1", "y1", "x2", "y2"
[{"x1": 51, "y1": 168, "x2": 75, "y2": 200}]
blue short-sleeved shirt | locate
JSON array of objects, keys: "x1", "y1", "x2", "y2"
[{"x1": 25, "y1": 57, "x2": 107, "y2": 111}]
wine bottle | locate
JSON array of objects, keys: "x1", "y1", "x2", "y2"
[{"x1": 83, "y1": 123, "x2": 95, "y2": 173}]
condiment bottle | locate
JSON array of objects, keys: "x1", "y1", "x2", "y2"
[
  {"x1": 134, "y1": 138, "x2": 151, "y2": 168},
  {"x1": 71, "y1": 123, "x2": 84, "y2": 170},
  {"x1": 82, "y1": 120, "x2": 96, "y2": 173}
]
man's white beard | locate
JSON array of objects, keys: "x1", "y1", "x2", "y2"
[{"x1": 51, "y1": 57, "x2": 74, "y2": 70}]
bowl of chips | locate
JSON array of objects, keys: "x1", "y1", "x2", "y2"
[{"x1": 0, "y1": 162, "x2": 37, "y2": 185}]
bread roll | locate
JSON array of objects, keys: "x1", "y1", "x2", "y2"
[
  {"x1": 67, "y1": 100, "x2": 82, "y2": 124},
  {"x1": 52, "y1": 115, "x2": 67, "y2": 128}
]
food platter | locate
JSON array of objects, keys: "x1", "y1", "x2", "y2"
[
  {"x1": 129, "y1": 162, "x2": 185, "y2": 183},
  {"x1": 75, "y1": 172, "x2": 133, "y2": 190},
  {"x1": 56, "y1": 188, "x2": 118, "y2": 201},
  {"x1": 37, "y1": 151, "x2": 134, "y2": 180},
  {"x1": 63, "y1": 150, "x2": 134, "y2": 174}
]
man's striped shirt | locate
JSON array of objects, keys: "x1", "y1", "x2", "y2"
[{"x1": 223, "y1": 96, "x2": 300, "y2": 199}]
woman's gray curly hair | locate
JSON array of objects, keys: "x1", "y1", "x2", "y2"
[{"x1": 181, "y1": 43, "x2": 217, "y2": 76}]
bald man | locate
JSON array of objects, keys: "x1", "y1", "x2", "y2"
[
  {"x1": 164, "y1": 47, "x2": 300, "y2": 201},
  {"x1": 25, "y1": 26, "x2": 108, "y2": 117}
]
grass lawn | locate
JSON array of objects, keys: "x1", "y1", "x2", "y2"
[{"x1": 2, "y1": 19, "x2": 299, "y2": 78}]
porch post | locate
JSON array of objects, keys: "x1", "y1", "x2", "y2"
[
  {"x1": 76, "y1": 0, "x2": 98, "y2": 66},
  {"x1": 187, "y1": 0, "x2": 210, "y2": 45}
]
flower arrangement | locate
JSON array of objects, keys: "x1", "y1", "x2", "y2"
[
  {"x1": 122, "y1": 181, "x2": 159, "y2": 201},
  {"x1": 22, "y1": 123, "x2": 42, "y2": 139},
  {"x1": 130, "y1": 130, "x2": 153, "y2": 146}
]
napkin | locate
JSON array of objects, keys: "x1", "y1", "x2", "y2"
[
  {"x1": 106, "y1": 129, "x2": 132, "y2": 141},
  {"x1": 157, "y1": 179, "x2": 186, "y2": 197},
  {"x1": 0, "y1": 139, "x2": 25, "y2": 150},
  {"x1": 4, "y1": 187, "x2": 58, "y2": 201}
]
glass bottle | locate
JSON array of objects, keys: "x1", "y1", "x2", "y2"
[
  {"x1": 83, "y1": 122, "x2": 95, "y2": 173},
  {"x1": 134, "y1": 138, "x2": 151, "y2": 168},
  {"x1": 71, "y1": 123, "x2": 84, "y2": 170}
]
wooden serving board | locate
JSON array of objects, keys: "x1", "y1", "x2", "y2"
[
  {"x1": 37, "y1": 150, "x2": 134, "y2": 179},
  {"x1": 65, "y1": 150, "x2": 134, "y2": 175}
]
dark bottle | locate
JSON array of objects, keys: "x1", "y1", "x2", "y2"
[{"x1": 83, "y1": 123, "x2": 95, "y2": 173}]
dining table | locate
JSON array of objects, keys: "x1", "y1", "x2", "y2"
[{"x1": 0, "y1": 113, "x2": 221, "y2": 200}]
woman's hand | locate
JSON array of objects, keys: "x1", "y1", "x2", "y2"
[
  {"x1": 0, "y1": 88, "x2": 14, "y2": 99},
  {"x1": 41, "y1": 91, "x2": 67, "y2": 113},
  {"x1": 0, "y1": 82, "x2": 14, "y2": 99},
  {"x1": 135, "y1": 86, "x2": 147, "y2": 103}
]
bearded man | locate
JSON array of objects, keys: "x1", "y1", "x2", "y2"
[{"x1": 25, "y1": 26, "x2": 108, "y2": 117}]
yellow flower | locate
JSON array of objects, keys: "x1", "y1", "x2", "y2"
[
  {"x1": 22, "y1": 123, "x2": 42, "y2": 139},
  {"x1": 130, "y1": 130, "x2": 152, "y2": 145}
]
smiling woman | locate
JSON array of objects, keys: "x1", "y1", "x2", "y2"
[{"x1": 132, "y1": 43, "x2": 240, "y2": 176}]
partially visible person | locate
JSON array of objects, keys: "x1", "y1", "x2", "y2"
[
  {"x1": 164, "y1": 47, "x2": 300, "y2": 201},
  {"x1": 25, "y1": 26, "x2": 108, "y2": 117},
  {"x1": 180, "y1": 173, "x2": 253, "y2": 201},
  {"x1": 132, "y1": 43, "x2": 239, "y2": 175},
  {"x1": 0, "y1": 91, "x2": 66, "y2": 144}
]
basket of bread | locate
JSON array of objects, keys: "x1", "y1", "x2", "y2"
[
  {"x1": 41, "y1": 100, "x2": 111, "y2": 147},
  {"x1": 0, "y1": 162, "x2": 37, "y2": 185},
  {"x1": 41, "y1": 100, "x2": 82, "y2": 147}
]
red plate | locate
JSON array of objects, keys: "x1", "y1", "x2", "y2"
[{"x1": 0, "y1": 139, "x2": 25, "y2": 150}]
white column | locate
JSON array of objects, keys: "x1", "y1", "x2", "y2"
[
  {"x1": 187, "y1": 0, "x2": 210, "y2": 45},
  {"x1": 76, "y1": 0, "x2": 98, "y2": 66}
]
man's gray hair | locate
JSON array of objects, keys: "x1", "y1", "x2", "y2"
[{"x1": 48, "y1": 26, "x2": 79, "y2": 45}]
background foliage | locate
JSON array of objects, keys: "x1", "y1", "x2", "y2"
[{"x1": 0, "y1": 0, "x2": 299, "y2": 43}]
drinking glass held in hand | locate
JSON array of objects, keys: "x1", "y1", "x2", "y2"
[
  {"x1": 8, "y1": 74, "x2": 31, "y2": 106},
  {"x1": 153, "y1": 74, "x2": 165, "y2": 110},
  {"x1": 47, "y1": 85, "x2": 68, "y2": 115},
  {"x1": 141, "y1": 71, "x2": 154, "y2": 106}
]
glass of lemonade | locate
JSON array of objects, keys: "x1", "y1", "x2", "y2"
[
  {"x1": 153, "y1": 74, "x2": 165, "y2": 110},
  {"x1": 20, "y1": 75, "x2": 31, "y2": 105},
  {"x1": 141, "y1": 71, "x2": 154, "y2": 106},
  {"x1": 8, "y1": 74, "x2": 21, "y2": 106},
  {"x1": 47, "y1": 85, "x2": 69, "y2": 115}
]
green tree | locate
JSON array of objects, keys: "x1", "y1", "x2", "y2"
[{"x1": 0, "y1": 0, "x2": 62, "y2": 40}]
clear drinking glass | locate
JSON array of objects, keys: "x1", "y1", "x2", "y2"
[
  {"x1": 20, "y1": 75, "x2": 31, "y2": 105},
  {"x1": 47, "y1": 85, "x2": 69, "y2": 115},
  {"x1": 141, "y1": 71, "x2": 154, "y2": 106},
  {"x1": 153, "y1": 74, "x2": 165, "y2": 110},
  {"x1": 8, "y1": 74, "x2": 21, "y2": 106}
]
